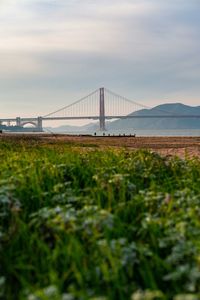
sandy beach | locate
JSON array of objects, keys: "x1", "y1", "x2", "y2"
[
  {"x1": 1, "y1": 134, "x2": 200, "y2": 158},
  {"x1": 52, "y1": 135, "x2": 200, "y2": 158}
]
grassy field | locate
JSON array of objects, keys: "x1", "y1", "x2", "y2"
[{"x1": 0, "y1": 137, "x2": 200, "y2": 300}]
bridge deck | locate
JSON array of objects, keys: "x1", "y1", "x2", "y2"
[{"x1": 1, "y1": 115, "x2": 200, "y2": 123}]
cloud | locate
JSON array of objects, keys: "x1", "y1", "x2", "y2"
[{"x1": 0, "y1": 0, "x2": 200, "y2": 118}]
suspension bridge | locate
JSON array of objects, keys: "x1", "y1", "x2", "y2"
[{"x1": 0, "y1": 87, "x2": 200, "y2": 132}]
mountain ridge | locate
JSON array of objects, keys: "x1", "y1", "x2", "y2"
[
  {"x1": 109, "y1": 103, "x2": 200, "y2": 130},
  {"x1": 46, "y1": 103, "x2": 200, "y2": 132}
]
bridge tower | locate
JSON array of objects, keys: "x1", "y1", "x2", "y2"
[
  {"x1": 16, "y1": 117, "x2": 22, "y2": 127},
  {"x1": 99, "y1": 87, "x2": 106, "y2": 131},
  {"x1": 37, "y1": 117, "x2": 43, "y2": 131}
]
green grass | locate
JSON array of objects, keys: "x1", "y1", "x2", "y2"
[{"x1": 0, "y1": 139, "x2": 200, "y2": 300}]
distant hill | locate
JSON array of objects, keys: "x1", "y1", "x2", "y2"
[
  {"x1": 108, "y1": 103, "x2": 200, "y2": 130},
  {"x1": 47, "y1": 103, "x2": 200, "y2": 132},
  {"x1": 45, "y1": 125, "x2": 83, "y2": 133},
  {"x1": 45, "y1": 122, "x2": 100, "y2": 133}
]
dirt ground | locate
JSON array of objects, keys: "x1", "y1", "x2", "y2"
[
  {"x1": 56, "y1": 135, "x2": 200, "y2": 158},
  {"x1": 1, "y1": 133, "x2": 200, "y2": 158}
]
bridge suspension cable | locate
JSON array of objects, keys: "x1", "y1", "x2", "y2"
[
  {"x1": 104, "y1": 88, "x2": 151, "y2": 117},
  {"x1": 104, "y1": 89, "x2": 186, "y2": 117},
  {"x1": 43, "y1": 87, "x2": 154, "y2": 120},
  {"x1": 43, "y1": 88, "x2": 100, "y2": 118},
  {"x1": 42, "y1": 87, "x2": 199, "y2": 124},
  {"x1": 1, "y1": 87, "x2": 200, "y2": 133}
]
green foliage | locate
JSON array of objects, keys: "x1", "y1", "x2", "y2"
[{"x1": 0, "y1": 140, "x2": 200, "y2": 299}]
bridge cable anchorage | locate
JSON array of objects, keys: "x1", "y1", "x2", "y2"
[{"x1": 43, "y1": 88, "x2": 99, "y2": 118}]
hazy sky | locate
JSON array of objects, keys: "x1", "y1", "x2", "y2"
[{"x1": 0, "y1": 0, "x2": 200, "y2": 118}]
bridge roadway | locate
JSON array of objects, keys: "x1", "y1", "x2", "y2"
[
  {"x1": 44, "y1": 115, "x2": 200, "y2": 120},
  {"x1": 1, "y1": 115, "x2": 200, "y2": 122}
]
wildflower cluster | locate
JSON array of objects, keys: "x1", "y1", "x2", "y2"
[{"x1": 0, "y1": 140, "x2": 200, "y2": 299}]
